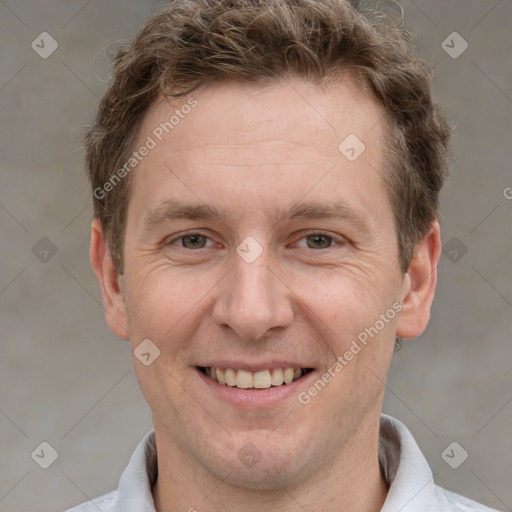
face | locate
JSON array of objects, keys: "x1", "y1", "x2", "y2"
[{"x1": 93, "y1": 76, "x2": 437, "y2": 490}]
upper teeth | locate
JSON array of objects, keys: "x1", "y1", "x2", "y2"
[{"x1": 205, "y1": 367, "x2": 304, "y2": 389}]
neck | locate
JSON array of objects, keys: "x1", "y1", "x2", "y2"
[{"x1": 153, "y1": 412, "x2": 389, "y2": 512}]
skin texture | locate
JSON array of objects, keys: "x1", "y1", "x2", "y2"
[{"x1": 90, "y1": 75, "x2": 441, "y2": 512}]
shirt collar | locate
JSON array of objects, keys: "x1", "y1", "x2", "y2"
[
  {"x1": 115, "y1": 414, "x2": 450, "y2": 511},
  {"x1": 117, "y1": 429, "x2": 158, "y2": 512},
  {"x1": 379, "y1": 413, "x2": 450, "y2": 511}
]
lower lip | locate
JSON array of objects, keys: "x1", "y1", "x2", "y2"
[{"x1": 196, "y1": 368, "x2": 315, "y2": 408}]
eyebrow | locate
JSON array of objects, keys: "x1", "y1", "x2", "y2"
[
  {"x1": 284, "y1": 202, "x2": 370, "y2": 231},
  {"x1": 143, "y1": 200, "x2": 227, "y2": 232},
  {"x1": 142, "y1": 199, "x2": 371, "y2": 234}
]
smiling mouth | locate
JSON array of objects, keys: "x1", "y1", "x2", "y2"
[{"x1": 198, "y1": 366, "x2": 313, "y2": 390}]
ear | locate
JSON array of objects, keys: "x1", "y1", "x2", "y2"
[
  {"x1": 89, "y1": 218, "x2": 130, "y2": 340},
  {"x1": 396, "y1": 221, "x2": 442, "y2": 340}
]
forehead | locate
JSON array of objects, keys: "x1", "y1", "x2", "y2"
[
  {"x1": 128, "y1": 76, "x2": 390, "y2": 225},
  {"x1": 141, "y1": 76, "x2": 385, "y2": 152}
]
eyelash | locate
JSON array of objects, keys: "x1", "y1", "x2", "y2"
[{"x1": 166, "y1": 230, "x2": 346, "y2": 250}]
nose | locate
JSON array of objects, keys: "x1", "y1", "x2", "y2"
[{"x1": 211, "y1": 252, "x2": 294, "y2": 341}]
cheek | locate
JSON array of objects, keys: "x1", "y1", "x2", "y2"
[
  {"x1": 123, "y1": 263, "x2": 226, "y2": 371},
  {"x1": 126, "y1": 265, "x2": 201, "y2": 327},
  {"x1": 292, "y1": 263, "x2": 397, "y2": 330},
  {"x1": 133, "y1": 357, "x2": 197, "y2": 439},
  {"x1": 290, "y1": 264, "x2": 400, "y2": 391}
]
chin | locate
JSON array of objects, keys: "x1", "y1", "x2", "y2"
[
  {"x1": 216, "y1": 459, "x2": 310, "y2": 491},
  {"x1": 200, "y1": 434, "x2": 318, "y2": 491}
]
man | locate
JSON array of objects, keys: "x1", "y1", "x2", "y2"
[{"x1": 68, "y1": 0, "x2": 501, "y2": 510}]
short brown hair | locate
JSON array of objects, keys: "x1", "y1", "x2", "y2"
[{"x1": 86, "y1": 0, "x2": 451, "y2": 274}]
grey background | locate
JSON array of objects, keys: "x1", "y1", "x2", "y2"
[{"x1": 0, "y1": 1, "x2": 511, "y2": 511}]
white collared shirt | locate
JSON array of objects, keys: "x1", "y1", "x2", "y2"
[{"x1": 66, "y1": 414, "x2": 501, "y2": 512}]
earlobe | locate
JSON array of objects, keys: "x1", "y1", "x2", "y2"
[
  {"x1": 396, "y1": 222, "x2": 442, "y2": 340},
  {"x1": 89, "y1": 219, "x2": 130, "y2": 340}
]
